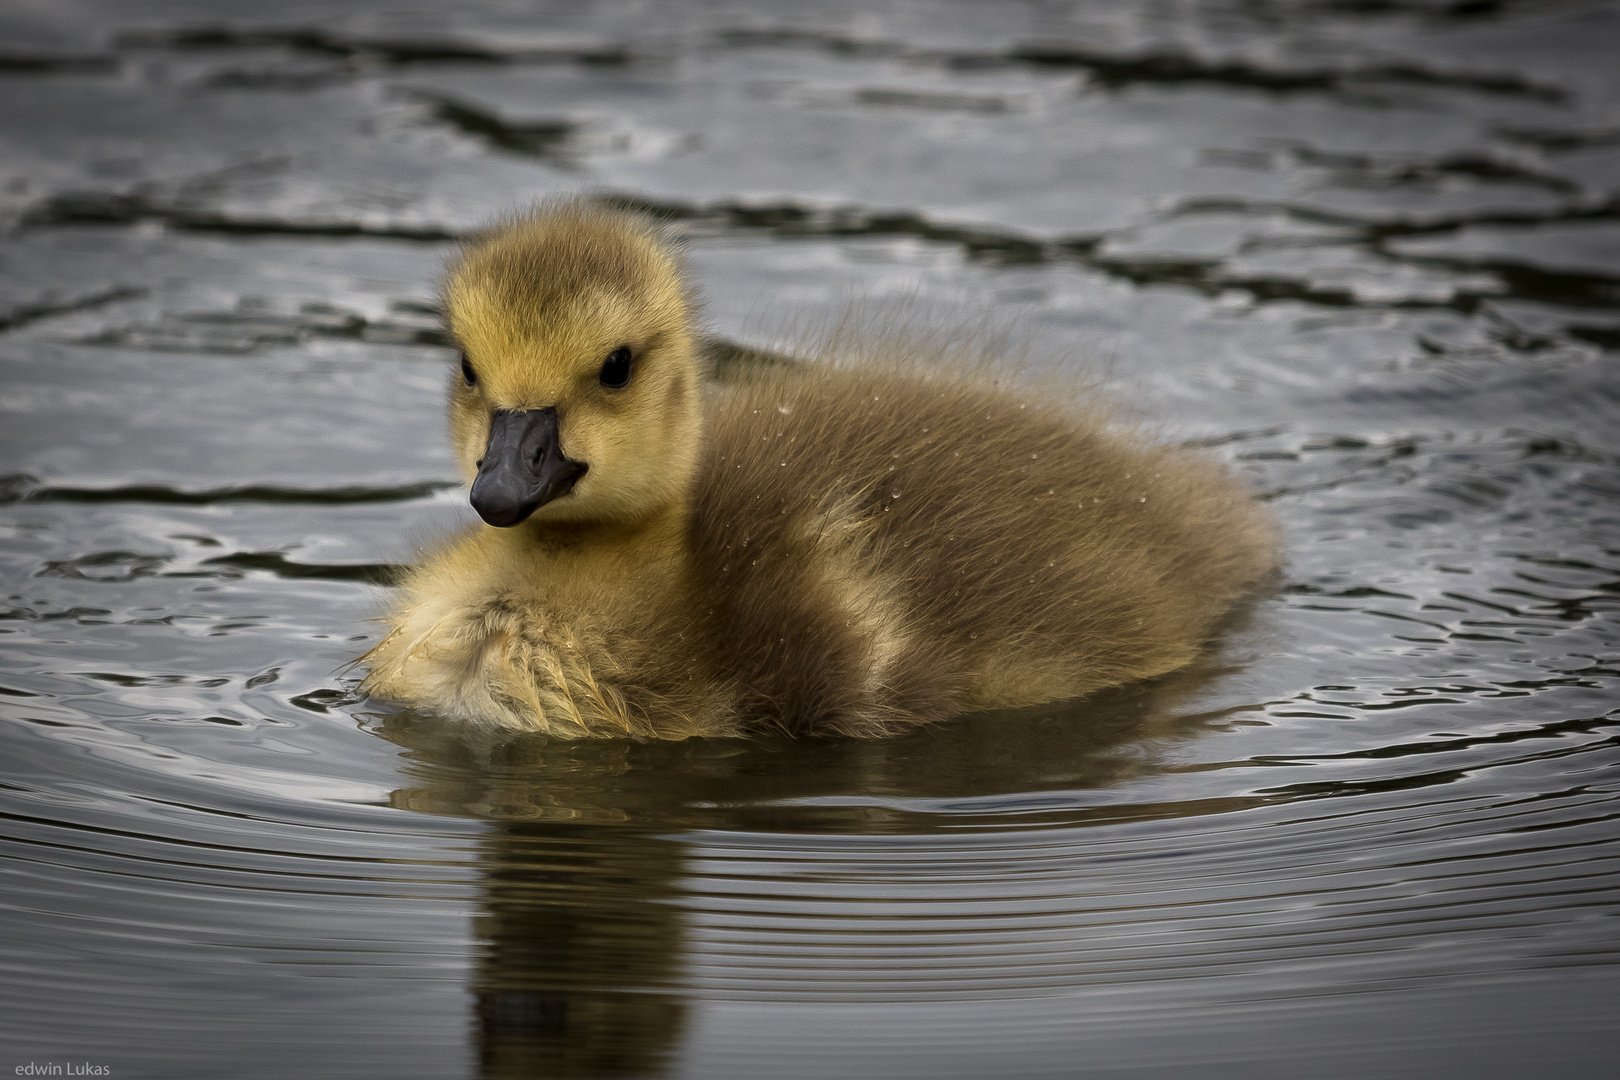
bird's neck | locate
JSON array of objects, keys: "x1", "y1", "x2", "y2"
[
  {"x1": 521, "y1": 503, "x2": 681, "y2": 550},
  {"x1": 510, "y1": 498, "x2": 693, "y2": 587}
]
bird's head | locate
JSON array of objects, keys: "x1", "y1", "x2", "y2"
[{"x1": 442, "y1": 204, "x2": 702, "y2": 531}]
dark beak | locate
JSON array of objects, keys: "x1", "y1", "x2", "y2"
[{"x1": 469, "y1": 408, "x2": 588, "y2": 527}]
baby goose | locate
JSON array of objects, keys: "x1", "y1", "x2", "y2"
[{"x1": 359, "y1": 203, "x2": 1277, "y2": 739}]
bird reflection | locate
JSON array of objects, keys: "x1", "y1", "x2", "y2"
[
  {"x1": 376, "y1": 654, "x2": 1247, "y2": 1078},
  {"x1": 469, "y1": 821, "x2": 687, "y2": 1078}
]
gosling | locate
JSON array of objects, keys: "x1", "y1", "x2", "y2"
[{"x1": 359, "y1": 203, "x2": 1277, "y2": 738}]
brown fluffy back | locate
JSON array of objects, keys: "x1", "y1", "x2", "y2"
[{"x1": 684, "y1": 357, "x2": 1277, "y2": 737}]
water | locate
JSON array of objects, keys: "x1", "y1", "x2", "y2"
[{"x1": 2, "y1": 1, "x2": 1618, "y2": 1076}]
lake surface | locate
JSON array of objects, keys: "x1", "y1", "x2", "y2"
[{"x1": 1, "y1": 1, "x2": 1618, "y2": 1077}]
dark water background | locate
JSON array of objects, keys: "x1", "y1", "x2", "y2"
[{"x1": 2, "y1": 2, "x2": 1618, "y2": 1077}]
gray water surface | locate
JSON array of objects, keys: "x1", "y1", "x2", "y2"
[{"x1": 2, "y1": 2, "x2": 1618, "y2": 1077}]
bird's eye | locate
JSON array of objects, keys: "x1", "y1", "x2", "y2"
[
  {"x1": 460, "y1": 354, "x2": 478, "y2": 387},
  {"x1": 599, "y1": 346, "x2": 633, "y2": 389}
]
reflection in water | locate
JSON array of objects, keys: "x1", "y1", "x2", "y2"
[
  {"x1": 380, "y1": 663, "x2": 1234, "y2": 1076},
  {"x1": 467, "y1": 823, "x2": 687, "y2": 1079},
  {"x1": 390, "y1": 737, "x2": 697, "y2": 1078}
]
